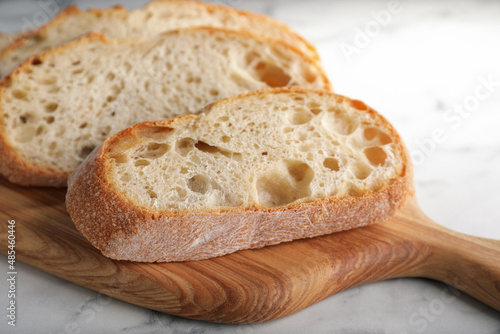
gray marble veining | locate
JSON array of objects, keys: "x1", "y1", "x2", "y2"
[{"x1": 1, "y1": 0, "x2": 499, "y2": 333}]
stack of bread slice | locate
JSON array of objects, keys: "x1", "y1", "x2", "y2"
[
  {"x1": 0, "y1": 0, "x2": 412, "y2": 262},
  {"x1": 0, "y1": 0, "x2": 319, "y2": 77},
  {"x1": 0, "y1": 0, "x2": 329, "y2": 187}
]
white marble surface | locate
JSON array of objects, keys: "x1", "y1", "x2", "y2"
[{"x1": 1, "y1": 0, "x2": 500, "y2": 333}]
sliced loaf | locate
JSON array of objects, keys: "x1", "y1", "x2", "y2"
[
  {"x1": 0, "y1": 28, "x2": 330, "y2": 187},
  {"x1": 0, "y1": 0, "x2": 319, "y2": 77},
  {"x1": 66, "y1": 87, "x2": 413, "y2": 263}
]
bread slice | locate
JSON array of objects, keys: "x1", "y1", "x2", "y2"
[
  {"x1": 0, "y1": 0, "x2": 319, "y2": 77},
  {"x1": 0, "y1": 27, "x2": 330, "y2": 187},
  {"x1": 0, "y1": 32, "x2": 23, "y2": 51},
  {"x1": 66, "y1": 87, "x2": 413, "y2": 263}
]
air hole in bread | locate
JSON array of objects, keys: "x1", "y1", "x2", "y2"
[
  {"x1": 72, "y1": 68, "x2": 83, "y2": 75},
  {"x1": 348, "y1": 186, "x2": 362, "y2": 196},
  {"x1": 19, "y1": 114, "x2": 30, "y2": 124},
  {"x1": 350, "y1": 99, "x2": 368, "y2": 111},
  {"x1": 79, "y1": 145, "x2": 96, "y2": 159},
  {"x1": 256, "y1": 174, "x2": 295, "y2": 208},
  {"x1": 31, "y1": 57, "x2": 42, "y2": 66},
  {"x1": 134, "y1": 159, "x2": 151, "y2": 167},
  {"x1": 79, "y1": 122, "x2": 88, "y2": 129},
  {"x1": 176, "y1": 138, "x2": 196, "y2": 156},
  {"x1": 286, "y1": 160, "x2": 314, "y2": 183},
  {"x1": 188, "y1": 174, "x2": 209, "y2": 194},
  {"x1": 136, "y1": 126, "x2": 173, "y2": 141},
  {"x1": 35, "y1": 125, "x2": 45, "y2": 136},
  {"x1": 12, "y1": 89, "x2": 28, "y2": 100},
  {"x1": 44, "y1": 102, "x2": 58, "y2": 113},
  {"x1": 195, "y1": 140, "x2": 240, "y2": 159},
  {"x1": 303, "y1": 68, "x2": 317, "y2": 84},
  {"x1": 307, "y1": 102, "x2": 322, "y2": 115},
  {"x1": 135, "y1": 142, "x2": 169, "y2": 159},
  {"x1": 364, "y1": 146, "x2": 387, "y2": 166},
  {"x1": 112, "y1": 154, "x2": 129, "y2": 164},
  {"x1": 56, "y1": 125, "x2": 65, "y2": 136},
  {"x1": 176, "y1": 187, "x2": 187, "y2": 198},
  {"x1": 209, "y1": 89, "x2": 219, "y2": 96},
  {"x1": 121, "y1": 173, "x2": 131, "y2": 182},
  {"x1": 44, "y1": 116, "x2": 55, "y2": 124},
  {"x1": 48, "y1": 86, "x2": 60, "y2": 94},
  {"x1": 256, "y1": 169, "x2": 312, "y2": 208},
  {"x1": 322, "y1": 110, "x2": 358, "y2": 135},
  {"x1": 363, "y1": 127, "x2": 392, "y2": 145},
  {"x1": 99, "y1": 125, "x2": 112, "y2": 137},
  {"x1": 222, "y1": 136, "x2": 230, "y2": 143},
  {"x1": 323, "y1": 157, "x2": 340, "y2": 171},
  {"x1": 72, "y1": 61, "x2": 81, "y2": 66},
  {"x1": 352, "y1": 162, "x2": 371, "y2": 180},
  {"x1": 289, "y1": 107, "x2": 313, "y2": 125},
  {"x1": 39, "y1": 77, "x2": 57, "y2": 85},
  {"x1": 107, "y1": 95, "x2": 117, "y2": 103},
  {"x1": 245, "y1": 51, "x2": 259, "y2": 65},
  {"x1": 186, "y1": 75, "x2": 202, "y2": 84},
  {"x1": 147, "y1": 190, "x2": 158, "y2": 199},
  {"x1": 255, "y1": 61, "x2": 291, "y2": 87}
]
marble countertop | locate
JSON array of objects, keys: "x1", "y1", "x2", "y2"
[{"x1": 1, "y1": 0, "x2": 499, "y2": 333}]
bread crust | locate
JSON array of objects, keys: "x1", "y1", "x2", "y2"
[
  {"x1": 0, "y1": 33, "x2": 109, "y2": 187},
  {"x1": 66, "y1": 87, "x2": 414, "y2": 262},
  {"x1": 0, "y1": 0, "x2": 320, "y2": 76},
  {"x1": 0, "y1": 28, "x2": 330, "y2": 187}
]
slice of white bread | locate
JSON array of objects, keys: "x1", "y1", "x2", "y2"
[
  {"x1": 0, "y1": 28, "x2": 330, "y2": 187},
  {"x1": 0, "y1": 0, "x2": 319, "y2": 77},
  {"x1": 66, "y1": 87, "x2": 413, "y2": 263}
]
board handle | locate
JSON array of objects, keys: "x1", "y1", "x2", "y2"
[{"x1": 413, "y1": 210, "x2": 500, "y2": 312}]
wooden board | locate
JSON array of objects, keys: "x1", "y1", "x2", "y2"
[{"x1": 0, "y1": 176, "x2": 499, "y2": 323}]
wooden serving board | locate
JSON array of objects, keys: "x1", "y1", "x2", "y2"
[{"x1": 0, "y1": 176, "x2": 499, "y2": 323}]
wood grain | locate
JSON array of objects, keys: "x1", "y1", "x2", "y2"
[{"x1": 0, "y1": 176, "x2": 499, "y2": 323}]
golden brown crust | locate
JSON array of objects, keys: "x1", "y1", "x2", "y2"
[
  {"x1": 0, "y1": 6, "x2": 82, "y2": 64},
  {"x1": 0, "y1": 0, "x2": 320, "y2": 76},
  {"x1": 66, "y1": 87, "x2": 413, "y2": 263},
  {"x1": 161, "y1": 0, "x2": 320, "y2": 61},
  {"x1": 0, "y1": 29, "x2": 329, "y2": 187}
]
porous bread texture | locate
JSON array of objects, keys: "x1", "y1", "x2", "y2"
[
  {"x1": 0, "y1": 27, "x2": 329, "y2": 187},
  {"x1": 0, "y1": 0, "x2": 319, "y2": 77},
  {"x1": 66, "y1": 87, "x2": 413, "y2": 262}
]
